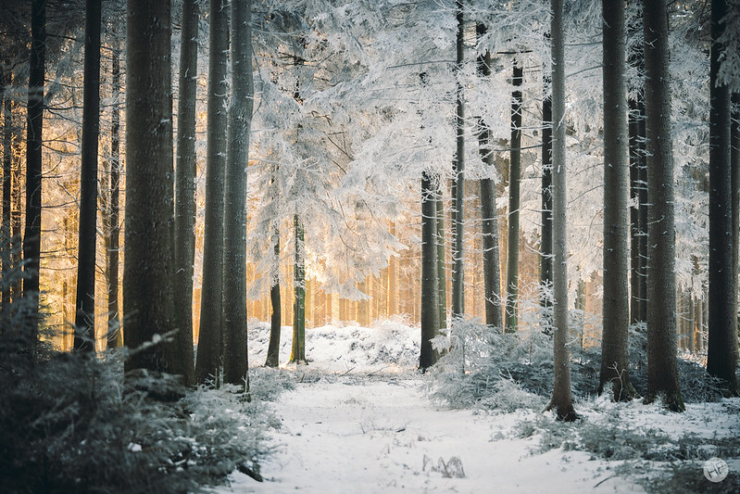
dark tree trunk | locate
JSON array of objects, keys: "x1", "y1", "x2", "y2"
[
  {"x1": 290, "y1": 214, "x2": 306, "y2": 364},
  {"x1": 541, "y1": 71, "x2": 553, "y2": 324},
  {"x1": 23, "y1": 0, "x2": 47, "y2": 359},
  {"x1": 223, "y1": 0, "x2": 253, "y2": 389},
  {"x1": 477, "y1": 24, "x2": 502, "y2": 330},
  {"x1": 172, "y1": 0, "x2": 199, "y2": 384},
  {"x1": 265, "y1": 224, "x2": 281, "y2": 368},
  {"x1": 74, "y1": 0, "x2": 102, "y2": 353},
  {"x1": 106, "y1": 41, "x2": 122, "y2": 349},
  {"x1": 546, "y1": 0, "x2": 576, "y2": 421},
  {"x1": 195, "y1": 0, "x2": 229, "y2": 384},
  {"x1": 628, "y1": 96, "x2": 646, "y2": 325},
  {"x1": 599, "y1": 0, "x2": 636, "y2": 401},
  {"x1": 642, "y1": 0, "x2": 684, "y2": 411},
  {"x1": 420, "y1": 171, "x2": 440, "y2": 371},
  {"x1": 707, "y1": 0, "x2": 738, "y2": 395},
  {"x1": 506, "y1": 62, "x2": 523, "y2": 333},
  {"x1": 1, "y1": 60, "x2": 12, "y2": 321},
  {"x1": 123, "y1": 0, "x2": 177, "y2": 374},
  {"x1": 436, "y1": 191, "x2": 447, "y2": 331},
  {"x1": 733, "y1": 94, "x2": 739, "y2": 335},
  {"x1": 451, "y1": 0, "x2": 465, "y2": 319}
]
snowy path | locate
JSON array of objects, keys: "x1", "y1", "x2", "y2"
[{"x1": 221, "y1": 375, "x2": 644, "y2": 494}]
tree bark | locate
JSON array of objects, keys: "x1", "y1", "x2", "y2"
[
  {"x1": 435, "y1": 188, "x2": 447, "y2": 330},
  {"x1": 477, "y1": 24, "x2": 502, "y2": 331},
  {"x1": 628, "y1": 96, "x2": 646, "y2": 324},
  {"x1": 642, "y1": 0, "x2": 684, "y2": 411},
  {"x1": 106, "y1": 38, "x2": 122, "y2": 349},
  {"x1": 707, "y1": 0, "x2": 738, "y2": 395},
  {"x1": 172, "y1": 0, "x2": 199, "y2": 384},
  {"x1": 1, "y1": 60, "x2": 12, "y2": 322},
  {"x1": 23, "y1": 0, "x2": 47, "y2": 359},
  {"x1": 506, "y1": 62, "x2": 523, "y2": 333},
  {"x1": 223, "y1": 0, "x2": 253, "y2": 389},
  {"x1": 124, "y1": 0, "x2": 177, "y2": 374},
  {"x1": 74, "y1": 0, "x2": 102, "y2": 353},
  {"x1": 195, "y1": 0, "x2": 229, "y2": 384},
  {"x1": 547, "y1": 0, "x2": 576, "y2": 421},
  {"x1": 290, "y1": 214, "x2": 306, "y2": 364},
  {"x1": 541, "y1": 70, "x2": 553, "y2": 325},
  {"x1": 451, "y1": 0, "x2": 465, "y2": 319},
  {"x1": 420, "y1": 171, "x2": 440, "y2": 370},
  {"x1": 266, "y1": 224, "x2": 281, "y2": 368},
  {"x1": 599, "y1": 0, "x2": 636, "y2": 401}
]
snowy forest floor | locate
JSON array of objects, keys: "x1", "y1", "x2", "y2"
[{"x1": 213, "y1": 321, "x2": 740, "y2": 494}]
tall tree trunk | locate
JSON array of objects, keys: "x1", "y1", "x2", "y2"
[
  {"x1": 23, "y1": 0, "x2": 47, "y2": 359},
  {"x1": 642, "y1": 0, "x2": 684, "y2": 411},
  {"x1": 450, "y1": 0, "x2": 465, "y2": 319},
  {"x1": 195, "y1": 0, "x2": 229, "y2": 384},
  {"x1": 707, "y1": 0, "x2": 738, "y2": 395},
  {"x1": 265, "y1": 223, "x2": 281, "y2": 367},
  {"x1": 436, "y1": 188, "x2": 447, "y2": 330},
  {"x1": 627, "y1": 0, "x2": 648, "y2": 326},
  {"x1": 420, "y1": 171, "x2": 440, "y2": 370},
  {"x1": 637, "y1": 105, "x2": 648, "y2": 324},
  {"x1": 541, "y1": 70, "x2": 553, "y2": 325},
  {"x1": 599, "y1": 0, "x2": 636, "y2": 401},
  {"x1": 547, "y1": 0, "x2": 576, "y2": 421},
  {"x1": 628, "y1": 97, "x2": 644, "y2": 324},
  {"x1": 290, "y1": 214, "x2": 306, "y2": 364},
  {"x1": 477, "y1": 24, "x2": 502, "y2": 330},
  {"x1": 74, "y1": 0, "x2": 102, "y2": 353},
  {"x1": 223, "y1": 0, "x2": 253, "y2": 389},
  {"x1": 1, "y1": 60, "x2": 12, "y2": 322},
  {"x1": 106, "y1": 41, "x2": 122, "y2": 349},
  {"x1": 733, "y1": 94, "x2": 739, "y2": 335},
  {"x1": 388, "y1": 223, "x2": 398, "y2": 316},
  {"x1": 124, "y1": 0, "x2": 176, "y2": 374},
  {"x1": 506, "y1": 61, "x2": 523, "y2": 333},
  {"x1": 173, "y1": 0, "x2": 199, "y2": 384}
]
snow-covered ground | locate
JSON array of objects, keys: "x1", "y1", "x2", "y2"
[{"x1": 214, "y1": 320, "x2": 740, "y2": 493}]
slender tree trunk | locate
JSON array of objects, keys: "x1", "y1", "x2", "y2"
[
  {"x1": 73, "y1": 0, "x2": 102, "y2": 353},
  {"x1": 628, "y1": 98, "x2": 642, "y2": 324},
  {"x1": 733, "y1": 94, "x2": 739, "y2": 331},
  {"x1": 506, "y1": 61, "x2": 523, "y2": 333},
  {"x1": 627, "y1": 0, "x2": 648, "y2": 326},
  {"x1": 450, "y1": 0, "x2": 465, "y2": 319},
  {"x1": 477, "y1": 24, "x2": 502, "y2": 330},
  {"x1": 290, "y1": 214, "x2": 306, "y2": 364},
  {"x1": 707, "y1": 0, "x2": 738, "y2": 395},
  {"x1": 1, "y1": 61, "x2": 12, "y2": 321},
  {"x1": 23, "y1": 0, "x2": 47, "y2": 359},
  {"x1": 420, "y1": 171, "x2": 440, "y2": 370},
  {"x1": 547, "y1": 0, "x2": 576, "y2": 421},
  {"x1": 642, "y1": 0, "x2": 684, "y2": 411},
  {"x1": 266, "y1": 224, "x2": 281, "y2": 368},
  {"x1": 106, "y1": 42, "x2": 122, "y2": 349},
  {"x1": 173, "y1": 0, "x2": 199, "y2": 384},
  {"x1": 436, "y1": 188, "x2": 447, "y2": 330},
  {"x1": 195, "y1": 0, "x2": 229, "y2": 384},
  {"x1": 388, "y1": 222, "x2": 398, "y2": 316},
  {"x1": 599, "y1": 0, "x2": 636, "y2": 401},
  {"x1": 11, "y1": 145, "x2": 21, "y2": 304},
  {"x1": 223, "y1": 0, "x2": 253, "y2": 389},
  {"x1": 541, "y1": 71, "x2": 553, "y2": 325},
  {"x1": 124, "y1": 0, "x2": 176, "y2": 374}
]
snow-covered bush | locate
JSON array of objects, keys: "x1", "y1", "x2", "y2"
[{"x1": 0, "y1": 327, "x2": 278, "y2": 493}]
